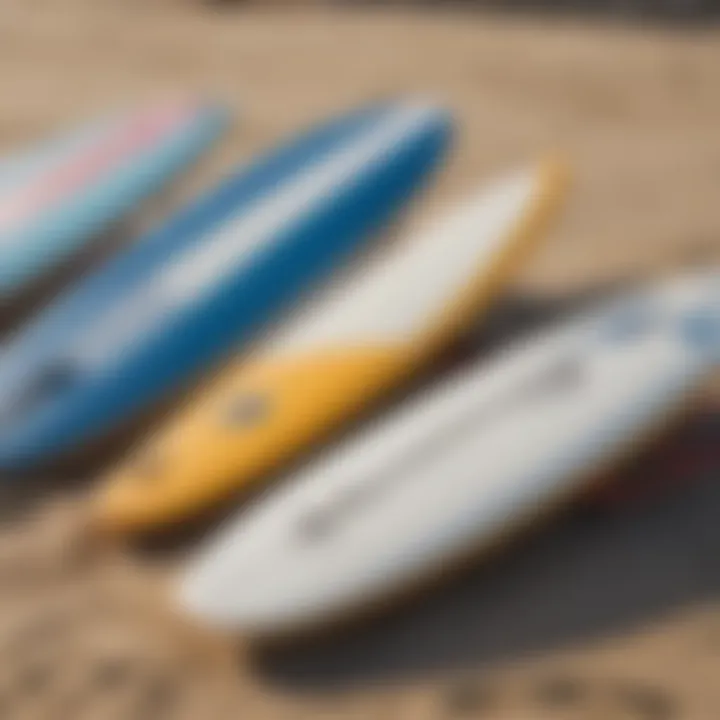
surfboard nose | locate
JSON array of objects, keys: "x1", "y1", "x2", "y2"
[
  {"x1": 179, "y1": 570, "x2": 223, "y2": 629},
  {"x1": 179, "y1": 572, "x2": 313, "y2": 637},
  {"x1": 381, "y1": 96, "x2": 455, "y2": 163},
  {"x1": 178, "y1": 532, "x2": 319, "y2": 635}
]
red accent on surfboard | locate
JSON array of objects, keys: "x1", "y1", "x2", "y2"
[
  {"x1": 0, "y1": 101, "x2": 199, "y2": 230},
  {"x1": 581, "y1": 407, "x2": 720, "y2": 510}
]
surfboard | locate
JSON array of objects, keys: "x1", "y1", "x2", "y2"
[
  {"x1": 179, "y1": 271, "x2": 720, "y2": 635},
  {"x1": 0, "y1": 98, "x2": 227, "y2": 298},
  {"x1": 0, "y1": 98, "x2": 452, "y2": 473},
  {"x1": 93, "y1": 159, "x2": 568, "y2": 534}
]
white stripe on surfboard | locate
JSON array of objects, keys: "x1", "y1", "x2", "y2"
[{"x1": 157, "y1": 100, "x2": 444, "y2": 301}]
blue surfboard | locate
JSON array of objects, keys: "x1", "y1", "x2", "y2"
[
  {"x1": 0, "y1": 98, "x2": 453, "y2": 472},
  {"x1": 0, "y1": 98, "x2": 228, "y2": 298}
]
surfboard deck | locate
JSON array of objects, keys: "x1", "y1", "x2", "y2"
[
  {"x1": 178, "y1": 271, "x2": 720, "y2": 636},
  {"x1": 0, "y1": 99, "x2": 452, "y2": 474},
  {"x1": 0, "y1": 98, "x2": 227, "y2": 298},
  {"x1": 94, "y1": 159, "x2": 568, "y2": 534}
]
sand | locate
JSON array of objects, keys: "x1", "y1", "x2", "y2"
[{"x1": 0, "y1": 2, "x2": 719, "y2": 717}]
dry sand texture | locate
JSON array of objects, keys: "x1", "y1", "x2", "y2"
[
  {"x1": 0, "y1": 3, "x2": 719, "y2": 718},
  {"x1": 0, "y1": 502, "x2": 718, "y2": 718}
]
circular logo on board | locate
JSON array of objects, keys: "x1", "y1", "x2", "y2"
[{"x1": 224, "y1": 393, "x2": 270, "y2": 427}]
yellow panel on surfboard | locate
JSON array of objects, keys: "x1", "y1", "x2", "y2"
[{"x1": 92, "y1": 159, "x2": 569, "y2": 534}]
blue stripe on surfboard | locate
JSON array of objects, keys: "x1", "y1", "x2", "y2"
[
  {"x1": 0, "y1": 100, "x2": 453, "y2": 471},
  {"x1": 0, "y1": 103, "x2": 229, "y2": 296}
]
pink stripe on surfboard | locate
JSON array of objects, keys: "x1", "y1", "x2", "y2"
[{"x1": 0, "y1": 100, "x2": 200, "y2": 231}]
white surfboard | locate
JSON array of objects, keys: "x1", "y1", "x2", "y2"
[{"x1": 179, "y1": 271, "x2": 720, "y2": 636}]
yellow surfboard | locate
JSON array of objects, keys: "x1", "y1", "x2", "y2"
[{"x1": 93, "y1": 159, "x2": 569, "y2": 534}]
